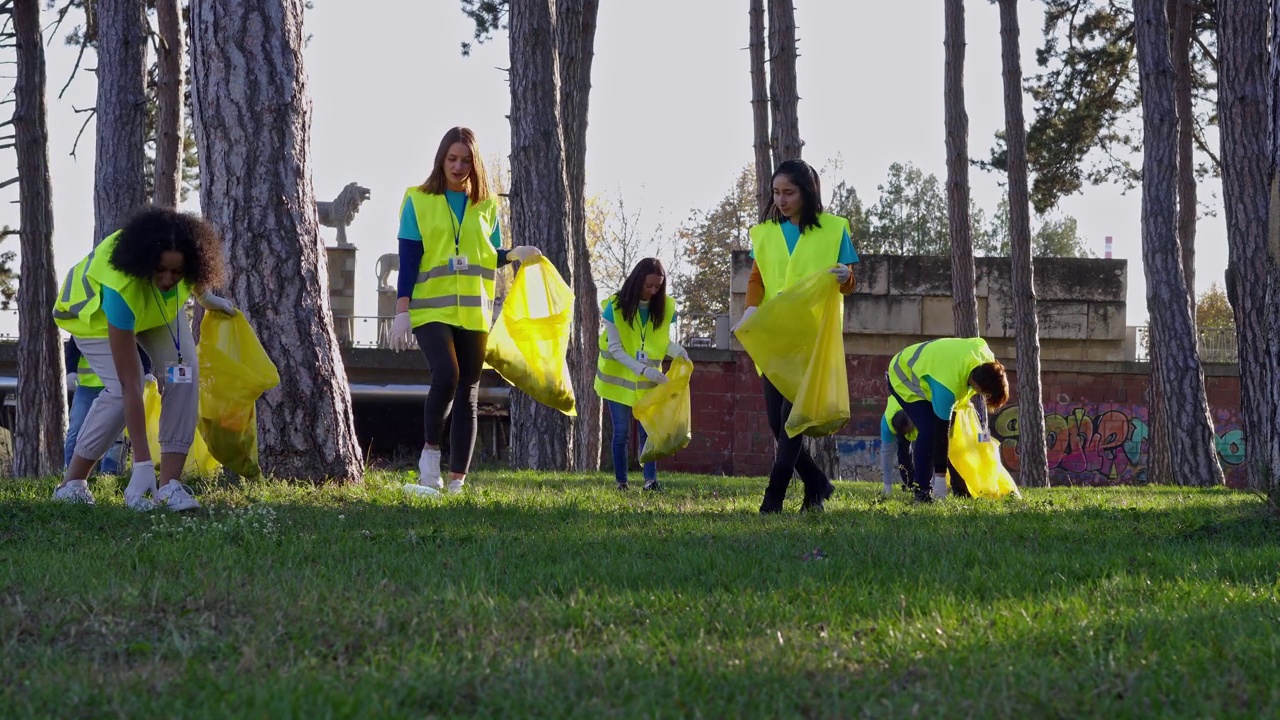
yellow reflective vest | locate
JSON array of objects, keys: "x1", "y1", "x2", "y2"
[
  {"x1": 889, "y1": 337, "x2": 996, "y2": 409},
  {"x1": 749, "y1": 212, "x2": 849, "y2": 305},
  {"x1": 401, "y1": 187, "x2": 499, "y2": 332},
  {"x1": 76, "y1": 355, "x2": 104, "y2": 389},
  {"x1": 594, "y1": 295, "x2": 676, "y2": 407},
  {"x1": 53, "y1": 230, "x2": 192, "y2": 338}
]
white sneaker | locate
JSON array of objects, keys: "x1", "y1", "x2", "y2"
[
  {"x1": 931, "y1": 475, "x2": 949, "y2": 501},
  {"x1": 401, "y1": 482, "x2": 441, "y2": 497},
  {"x1": 418, "y1": 447, "x2": 443, "y2": 490},
  {"x1": 447, "y1": 478, "x2": 465, "y2": 494},
  {"x1": 53, "y1": 480, "x2": 95, "y2": 505},
  {"x1": 155, "y1": 481, "x2": 201, "y2": 512}
]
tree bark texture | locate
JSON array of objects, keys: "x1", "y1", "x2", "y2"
[
  {"x1": 190, "y1": 0, "x2": 364, "y2": 482},
  {"x1": 508, "y1": 0, "x2": 574, "y2": 471},
  {"x1": 944, "y1": 0, "x2": 980, "y2": 339},
  {"x1": 750, "y1": 0, "x2": 772, "y2": 216},
  {"x1": 1219, "y1": 0, "x2": 1279, "y2": 492},
  {"x1": 558, "y1": 0, "x2": 603, "y2": 472},
  {"x1": 94, "y1": 0, "x2": 149, "y2": 243},
  {"x1": 1134, "y1": 0, "x2": 1224, "y2": 487},
  {"x1": 1169, "y1": 0, "x2": 1196, "y2": 319},
  {"x1": 153, "y1": 0, "x2": 184, "y2": 208},
  {"x1": 1267, "y1": 0, "x2": 1280, "y2": 496},
  {"x1": 766, "y1": 0, "x2": 801, "y2": 164},
  {"x1": 998, "y1": 0, "x2": 1048, "y2": 488},
  {"x1": 12, "y1": 0, "x2": 67, "y2": 477}
]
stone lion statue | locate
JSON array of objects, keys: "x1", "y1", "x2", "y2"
[{"x1": 317, "y1": 182, "x2": 371, "y2": 246}]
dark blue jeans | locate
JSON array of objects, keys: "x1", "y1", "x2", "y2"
[{"x1": 606, "y1": 399, "x2": 656, "y2": 485}]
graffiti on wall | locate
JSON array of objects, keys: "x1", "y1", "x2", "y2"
[{"x1": 835, "y1": 404, "x2": 1246, "y2": 487}]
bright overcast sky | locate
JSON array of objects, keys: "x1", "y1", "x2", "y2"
[{"x1": 0, "y1": 0, "x2": 1231, "y2": 329}]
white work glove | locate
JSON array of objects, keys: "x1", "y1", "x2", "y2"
[
  {"x1": 66, "y1": 373, "x2": 78, "y2": 391},
  {"x1": 388, "y1": 312, "x2": 415, "y2": 352},
  {"x1": 731, "y1": 306, "x2": 758, "y2": 334},
  {"x1": 198, "y1": 292, "x2": 236, "y2": 315},
  {"x1": 668, "y1": 342, "x2": 689, "y2": 361},
  {"x1": 143, "y1": 373, "x2": 157, "y2": 386},
  {"x1": 829, "y1": 265, "x2": 853, "y2": 284},
  {"x1": 129, "y1": 461, "x2": 158, "y2": 496},
  {"x1": 507, "y1": 246, "x2": 542, "y2": 264},
  {"x1": 642, "y1": 367, "x2": 669, "y2": 385}
]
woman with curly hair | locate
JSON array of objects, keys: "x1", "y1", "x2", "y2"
[{"x1": 52, "y1": 207, "x2": 235, "y2": 510}]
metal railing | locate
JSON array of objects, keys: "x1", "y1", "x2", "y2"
[
  {"x1": 1131, "y1": 325, "x2": 1237, "y2": 364},
  {"x1": 333, "y1": 315, "x2": 394, "y2": 349}
]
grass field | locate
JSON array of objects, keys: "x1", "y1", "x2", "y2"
[{"x1": 2, "y1": 471, "x2": 1278, "y2": 718}]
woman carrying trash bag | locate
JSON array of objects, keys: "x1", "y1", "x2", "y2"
[
  {"x1": 594, "y1": 258, "x2": 689, "y2": 492},
  {"x1": 52, "y1": 207, "x2": 236, "y2": 510},
  {"x1": 733, "y1": 159, "x2": 860, "y2": 514},
  {"x1": 886, "y1": 337, "x2": 1009, "y2": 503},
  {"x1": 388, "y1": 126, "x2": 540, "y2": 495}
]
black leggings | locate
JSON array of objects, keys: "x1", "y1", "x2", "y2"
[
  {"x1": 414, "y1": 322, "x2": 487, "y2": 475},
  {"x1": 761, "y1": 375, "x2": 830, "y2": 507}
]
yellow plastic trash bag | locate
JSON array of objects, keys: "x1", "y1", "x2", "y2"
[
  {"x1": 948, "y1": 404, "x2": 1020, "y2": 499},
  {"x1": 735, "y1": 270, "x2": 849, "y2": 437},
  {"x1": 136, "y1": 379, "x2": 221, "y2": 476},
  {"x1": 485, "y1": 256, "x2": 577, "y2": 415},
  {"x1": 198, "y1": 311, "x2": 281, "y2": 478},
  {"x1": 634, "y1": 356, "x2": 694, "y2": 463}
]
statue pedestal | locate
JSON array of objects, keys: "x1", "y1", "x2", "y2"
[{"x1": 326, "y1": 245, "x2": 357, "y2": 346}]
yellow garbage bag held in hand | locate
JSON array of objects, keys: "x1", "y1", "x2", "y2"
[
  {"x1": 735, "y1": 270, "x2": 850, "y2": 437},
  {"x1": 485, "y1": 255, "x2": 577, "y2": 415},
  {"x1": 136, "y1": 379, "x2": 221, "y2": 476},
  {"x1": 634, "y1": 356, "x2": 694, "y2": 463},
  {"x1": 948, "y1": 403, "x2": 1020, "y2": 499},
  {"x1": 198, "y1": 311, "x2": 281, "y2": 478}
]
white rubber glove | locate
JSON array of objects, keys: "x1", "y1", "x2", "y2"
[
  {"x1": 731, "y1": 306, "x2": 758, "y2": 334},
  {"x1": 667, "y1": 342, "x2": 689, "y2": 361},
  {"x1": 829, "y1": 265, "x2": 853, "y2": 284},
  {"x1": 128, "y1": 460, "x2": 157, "y2": 497},
  {"x1": 507, "y1": 246, "x2": 541, "y2": 264},
  {"x1": 642, "y1": 367, "x2": 669, "y2": 385},
  {"x1": 198, "y1": 292, "x2": 236, "y2": 315},
  {"x1": 66, "y1": 373, "x2": 78, "y2": 391},
  {"x1": 143, "y1": 373, "x2": 157, "y2": 386},
  {"x1": 388, "y1": 312, "x2": 414, "y2": 352}
]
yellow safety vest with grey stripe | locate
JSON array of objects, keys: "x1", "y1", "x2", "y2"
[
  {"x1": 888, "y1": 337, "x2": 995, "y2": 409},
  {"x1": 402, "y1": 187, "x2": 499, "y2": 332},
  {"x1": 594, "y1": 294, "x2": 676, "y2": 407},
  {"x1": 77, "y1": 355, "x2": 104, "y2": 389},
  {"x1": 53, "y1": 230, "x2": 193, "y2": 338}
]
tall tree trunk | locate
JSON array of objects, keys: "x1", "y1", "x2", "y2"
[
  {"x1": 945, "y1": 0, "x2": 980, "y2": 339},
  {"x1": 1169, "y1": 0, "x2": 1196, "y2": 320},
  {"x1": 1219, "y1": 0, "x2": 1279, "y2": 493},
  {"x1": 558, "y1": 0, "x2": 602, "y2": 473},
  {"x1": 153, "y1": 0, "x2": 184, "y2": 208},
  {"x1": 508, "y1": 0, "x2": 574, "y2": 471},
  {"x1": 766, "y1": 0, "x2": 801, "y2": 164},
  {"x1": 94, "y1": 0, "x2": 148, "y2": 243},
  {"x1": 190, "y1": 0, "x2": 363, "y2": 482},
  {"x1": 998, "y1": 0, "x2": 1048, "y2": 489},
  {"x1": 750, "y1": 0, "x2": 772, "y2": 216},
  {"x1": 1134, "y1": 0, "x2": 1224, "y2": 487},
  {"x1": 12, "y1": 0, "x2": 66, "y2": 477}
]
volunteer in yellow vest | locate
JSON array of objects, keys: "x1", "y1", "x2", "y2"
[
  {"x1": 879, "y1": 396, "x2": 919, "y2": 496},
  {"x1": 886, "y1": 336, "x2": 1009, "y2": 502},
  {"x1": 387, "y1": 126, "x2": 541, "y2": 496},
  {"x1": 52, "y1": 207, "x2": 235, "y2": 510},
  {"x1": 595, "y1": 258, "x2": 688, "y2": 491},
  {"x1": 733, "y1": 159, "x2": 859, "y2": 514}
]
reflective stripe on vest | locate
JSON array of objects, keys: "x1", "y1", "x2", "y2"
[
  {"x1": 76, "y1": 355, "x2": 104, "y2": 388},
  {"x1": 53, "y1": 230, "x2": 192, "y2": 337},
  {"x1": 52, "y1": 246, "x2": 100, "y2": 321},
  {"x1": 402, "y1": 188, "x2": 499, "y2": 332},
  {"x1": 595, "y1": 367, "x2": 658, "y2": 393},
  {"x1": 593, "y1": 294, "x2": 676, "y2": 406},
  {"x1": 891, "y1": 340, "x2": 935, "y2": 399}
]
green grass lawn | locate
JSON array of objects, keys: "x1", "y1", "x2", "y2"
[{"x1": 2, "y1": 471, "x2": 1278, "y2": 719}]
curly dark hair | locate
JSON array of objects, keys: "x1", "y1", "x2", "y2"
[{"x1": 108, "y1": 207, "x2": 226, "y2": 288}]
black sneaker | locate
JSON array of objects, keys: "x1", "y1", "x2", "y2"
[
  {"x1": 616, "y1": 481, "x2": 630, "y2": 491},
  {"x1": 643, "y1": 480, "x2": 663, "y2": 492},
  {"x1": 801, "y1": 481, "x2": 835, "y2": 512}
]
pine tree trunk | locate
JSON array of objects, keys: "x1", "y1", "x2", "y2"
[
  {"x1": 94, "y1": 0, "x2": 148, "y2": 243},
  {"x1": 1134, "y1": 0, "x2": 1224, "y2": 487},
  {"x1": 766, "y1": 0, "x2": 801, "y2": 164},
  {"x1": 508, "y1": 0, "x2": 574, "y2": 471},
  {"x1": 189, "y1": 0, "x2": 363, "y2": 482},
  {"x1": 153, "y1": 0, "x2": 184, "y2": 209},
  {"x1": 998, "y1": 0, "x2": 1048, "y2": 488},
  {"x1": 945, "y1": 0, "x2": 980, "y2": 339},
  {"x1": 750, "y1": 0, "x2": 772, "y2": 216},
  {"x1": 1170, "y1": 0, "x2": 1196, "y2": 319},
  {"x1": 1219, "y1": 0, "x2": 1280, "y2": 493},
  {"x1": 12, "y1": 0, "x2": 66, "y2": 477},
  {"x1": 1267, "y1": 0, "x2": 1280, "y2": 497},
  {"x1": 558, "y1": 0, "x2": 603, "y2": 472}
]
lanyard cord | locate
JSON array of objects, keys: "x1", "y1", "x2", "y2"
[
  {"x1": 449, "y1": 195, "x2": 468, "y2": 257},
  {"x1": 151, "y1": 286, "x2": 182, "y2": 365}
]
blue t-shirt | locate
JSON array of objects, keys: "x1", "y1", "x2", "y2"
[
  {"x1": 748, "y1": 220, "x2": 860, "y2": 263},
  {"x1": 102, "y1": 286, "x2": 181, "y2": 331},
  {"x1": 925, "y1": 376, "x2": 957, "y2": 420}
]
